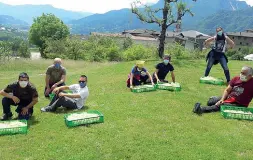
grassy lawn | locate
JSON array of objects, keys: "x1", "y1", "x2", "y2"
[{"x1": 0, "y1": 59, "x2": 253, "y2": 160}]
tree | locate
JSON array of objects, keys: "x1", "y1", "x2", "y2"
[
  {"x1": 0, "y1": 41, "x2": 12, "y2": 61},
  {"x1": 131, "y1": 0, "x2": 197, "y2": 58},
  {"x1": 29, "y1": 13, "x2": 70, "y2": 58}
]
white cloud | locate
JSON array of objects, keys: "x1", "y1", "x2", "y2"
[
  {"x1": 0, "y1": 0, "x2": 159, "y2": 13},
  {"x1": 239, "y1": 0, "x2": 253, "y2": 5}
]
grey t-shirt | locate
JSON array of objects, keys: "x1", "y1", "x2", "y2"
[{"x1": 46, "y1": 65, "x2": 66, "y2": 84}]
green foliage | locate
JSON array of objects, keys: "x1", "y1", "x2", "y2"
[
  {"x1": 226, "y1": 47, "x2": 253, "y2": 60},
  {"x1": 123, "y1": 37, "x2": 133, "y2": 50},
  {"x1": 29, "y1": 13, "x2": 70, "y2": 58},
  {"x1": 122, "y1": 44, "x2": 154, "y2": 61},
  {"x1": 0, "y1": 38, "x2": 30, "y2": 60}
]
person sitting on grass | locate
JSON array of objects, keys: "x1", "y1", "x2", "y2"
[
  {"x1": 193, "y1": 66, "x2": 253, "y2": 115},
  {"x1": 41, "y1": 75, "x2": 89, "y2": 112},
  {"x1": 0, "y1": 72, "x2": 38, "y2": 121},
  {"x1": 127, "y1": 60, "x2": 154, "y2": 89},
  {"x1": 153, "y1": 54, "x2": 175, "y2": 83},
  {"x1": 44, "y1": 58, "x2": 66, "y2": 98}
]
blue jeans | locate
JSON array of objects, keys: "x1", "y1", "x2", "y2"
[{"x1": 204, "y1": 56, "x2": 230, "y2": 82}]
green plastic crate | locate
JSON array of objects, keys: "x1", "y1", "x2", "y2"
[
  {"x1": 0, "y1": 120, "x2": 27, "y2": 135},
  {"x1": 220, "y1": 105, "x2": 253, "y2": 121},
  {"x1": 131, "y1": 85, "x2": 156, "y2": 93},
  {"x1": 155, "y1": 82, "x2": 181, "y2": 91},
  {"x1": 199, "y1": 76, "x2": 224, "y2": 85},
  {"x1": 64, "y1": 110, "x2": 104, "y2": 127}
]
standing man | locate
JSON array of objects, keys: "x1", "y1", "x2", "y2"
[
  {"x1": 0, "y1": 72, "x2": 38, "y2": 120},
  {"x1": 204, "y1": 27, "x2": 235, "y2": 83},
  {"x1": 41, "y1": 75, "x2": 89, "y2": 112},
  {"x1": 153, "y1": 55, "x2": 175, "y2": 83},
  {"x1": 44, "y1": 58, "x2": 66, "y2": 97}
]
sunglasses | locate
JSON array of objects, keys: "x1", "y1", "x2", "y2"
[{"x1": 79, "y1": 81, "x2": 86, "y2": 83}]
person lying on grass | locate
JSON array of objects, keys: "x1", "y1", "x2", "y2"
[
  {"x1": 153, "y1": 54, "x2": 175, "y2": 83},
  {"x1": 44, "y1": 58, "x2": 67, "y2": 98},
  {"x1": 193, "y1": 66, "x2": 253, "y2": 115},
  {"x1": 41, "y1": 75, "x2": 89, "y2": 112},
  {"x1": 0, "y1": 72, "x2": 38, "y2": 121},
  {"x1": 127, "y1": 60, "x2": 154, "y2": 89}
]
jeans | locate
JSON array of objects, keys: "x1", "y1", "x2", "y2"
[
  {"x1": 204, "y1": 56, "x2": 230, "y2": 82},
  {"x1": 48, "y1": 94, "x2": 78, "y2": 110},
  {"x1": 127, "y1": 75, "x2": 149, "y2": 87},
  {"x1": 2, "y1": 97, "x2": 33, "y2": 120}
]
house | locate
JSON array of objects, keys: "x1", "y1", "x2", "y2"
[
  {"x1": 226, "y1": 30, "x2": 253, "y2": 48},
  {"x1": 122, "y1": 29, "x2": 160, "y2": 38},
  {"x1": 0, "y1": 27, "x2": 6, "y2": 31},
  {"x1": 122, "y1": 29, "x2": 159, "y2": 46},
  {"x1": 165, "y1": 30, "x2": 211, "y2": 50}
]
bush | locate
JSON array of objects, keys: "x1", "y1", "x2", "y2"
[
  {"x1": 123, "y1": 37, "x2": 133, "y2": 50},
  {"x1": 226, "y1": 47, "x2": 253, "y2": 61},
  {"x1": 122, "y1": 44, "x2": 154, "y2": 61}
]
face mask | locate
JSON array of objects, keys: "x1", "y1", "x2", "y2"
[
  {"x1": 19, "y1": 81, "x2": 28, "y2": 88},
  {"x1": 54, "y1": 63, "x2": 61, "y2": 69},
  {"x1": 240, "y1": 74, "x2": 247, "y2": 82},
  {"x1": 217, "y1": 31, "x2": 223, "y2": 36},
  {"x1": 164, "y1": 59, "x2": 169, "y2": 64},
  {"x1": 79, "y1": 82, "x2": 86, "y2": 88},
  {"x1": 137, "y1": 67, "x2": 142, "y2": 71}
]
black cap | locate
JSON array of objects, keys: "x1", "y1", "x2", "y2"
[{"x1": 19, "y1": 72, "x2": 29, "y2": 80}]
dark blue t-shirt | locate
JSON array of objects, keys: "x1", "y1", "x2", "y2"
[
  {"x1": 131, "y1": 67, "x2": 147, "y2": 80},
  {"x1": 155, "y1": 63, "x2": 174, "y2": 80}
]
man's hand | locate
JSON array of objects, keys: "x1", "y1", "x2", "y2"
[
  {"x1": 51, "y1": 84, "x2": 58, "y2": 90},
  {"x1": 45, "y1": 87, "x2": 51, "y2": 96},
  {"x1": 52, "y1": 87, "x2": 60, "y2": 94},
  {"x1": 151, "y1": 82, "x2": 154, "y2": 86},
  {"x1": 58, "y1": 92, "x2": 66, "y2": 97},
  {"x1": 157, "y1": 79, "x2": 161, "y2": 83},
  {"x1": 130, "y1": 85, "x2": 133, "y2": 90},
  {"x1": 21, "y1": 107, "x2": 29, "y2": 115},
  {"x1": 215, "y1": 100, "x2": 224, "y2": 106},
  {"x1": 12, "y1": 96, "x2": 20, "y2": 104}
]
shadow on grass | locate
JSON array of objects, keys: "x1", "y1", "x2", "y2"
[
  {"x1": 66, "y1": 121, "x2": 103, "y2": 129},
  {"x1": 27, "y1": 116, "x2": 40, "y2": 128}
]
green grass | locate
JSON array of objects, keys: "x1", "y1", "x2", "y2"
[{"x1": 0, "y1": 59, "x2": 253, "y2": 160}]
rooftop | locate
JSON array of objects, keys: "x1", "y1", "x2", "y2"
[{"x1": 226, "y1": 32, "x2": 253, "y2": 38}]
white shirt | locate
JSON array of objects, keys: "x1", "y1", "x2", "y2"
[{"x1": 69, "y1": 84, "x2": 89, "y2": 109}]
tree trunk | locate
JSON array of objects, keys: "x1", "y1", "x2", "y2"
[{"x1": 158, "y1": 1, "x2": 169, "y2": 58}]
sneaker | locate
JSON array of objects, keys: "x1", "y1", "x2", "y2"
[
  {"x1": 40, "y1": 106, "x2": 55, "y2": 112},
  {"x1": 0, "y1": 113, "x2": 13, "y2": 121},
  {"x1": 193, "y1": 103, "x2": 202, "y2": 115}
]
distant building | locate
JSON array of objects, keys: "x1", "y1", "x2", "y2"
[
  {"x1": 227, "y1": 30, "x2": 253, "y2": 48},
  {"x1": 166, "y1": 30, "x2": 211, "y2": 50},
  {"x1": 122, "y1": 29, "x2": 160, "y2": 38},
  {"x1": 0, "y1": 27, "x2": 6, "y2": 31}
]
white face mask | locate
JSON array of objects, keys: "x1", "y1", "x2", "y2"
[
  {"x1": 19, "y1": 81, "x2": 28, "y2": 88},
  {"x1": 240, "y1": 74, "x2": 247, "y2": 82}
]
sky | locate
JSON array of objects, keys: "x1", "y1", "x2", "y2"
[
  {"x1": 0, "y1": 0, "x2": 252, "y2": 13},
  {"x1": 0, "y1": 0, "x2": 159, "y2": 13}
]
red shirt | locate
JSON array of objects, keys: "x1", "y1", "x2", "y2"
[{"x1": 228, "y1": 76, "x2": 253, "y2": 107}]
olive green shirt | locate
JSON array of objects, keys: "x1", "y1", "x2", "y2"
[{"x1": 46, "y1": 65, "x2": 66, "y2": 84}]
